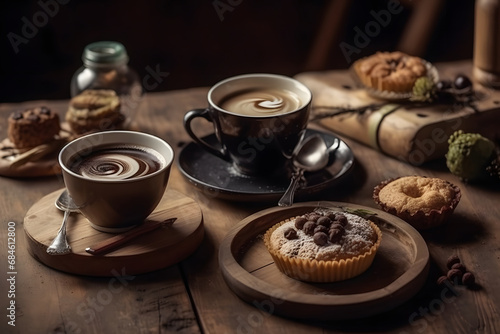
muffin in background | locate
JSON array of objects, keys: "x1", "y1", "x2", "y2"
[{"x1": 353, "y1": 51, "x2": 428, "y2": 93}]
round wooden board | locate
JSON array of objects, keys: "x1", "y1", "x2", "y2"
[
  {"x1": 24, "y1": 188, "x2": 204, "y2": 277},
  {"x1": 219, "y1": 201, "x2": 429, "y2": 321}
]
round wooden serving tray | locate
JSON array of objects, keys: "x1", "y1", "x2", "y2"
[
  {"x1": 219, "y1": 202, "x2": 429, "y2": 321},
  {"x1": 24, "y1": 188, "x2": 204, "y2": 276}
]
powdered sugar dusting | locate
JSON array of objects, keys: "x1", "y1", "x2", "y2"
[{"x1": 270, "y1": 209, "x2": 377, "y2": 261}]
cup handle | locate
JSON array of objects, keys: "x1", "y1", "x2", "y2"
[{"x1": 183, "y1": 108, "x2": 229, "y2": 161}]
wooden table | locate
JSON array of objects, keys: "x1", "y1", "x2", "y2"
[{"x1": 1, "y1": 62, "x2": 499, "y2": 334}]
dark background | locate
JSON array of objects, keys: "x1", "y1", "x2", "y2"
[{"x1": 0, "y1": 0, "x2": 474, "y2": 102}]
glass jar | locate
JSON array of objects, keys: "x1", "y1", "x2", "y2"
[{"x1": 70, "y1": 41, "x2": 143, "y2": 128}]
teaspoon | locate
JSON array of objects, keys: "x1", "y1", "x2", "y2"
[
  {"x1": 46, "y1": 190, "x2": 79, "y2": 255},
  {"x1": 278, "y1": 135, "x2": 329, "y2": 207}
]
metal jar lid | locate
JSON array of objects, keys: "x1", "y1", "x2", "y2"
[{"x1": 82, "y1": 41, "x2": 129, "y2": 67}]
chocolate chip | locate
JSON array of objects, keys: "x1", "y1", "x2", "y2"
[
  {"x1": 303, "y1": 221, "x2": 316, "y2": 235},
  {"x1": 284, "y1": 228, "x2": 298, "y2": 240},
  {"x1": 330, "y1": 223, "x2": 344, "y2": 234},
  {"x1": 329, "y1": 228, "x2": 343, "y2": 243},
  {"x1": 326, "y1": 212, "x2": 337, "y2": 220},
  {"x1": 317, "y1": 216, "x2": 332, "y2": 227},
  {"x1": 314, "y1": 225, "x2": 328, "y2": 234},
  {"x1": 27, "y1": 114, "x2": 40, "y2": 121},
  {"x1": 446, "y1": 255, "x2": 461, "y2": 269},
  {"x1": 462, "y1": 272, "x2": 475, "y2": 286},
  {"x1": 294, "y1": 217, "x2": 307, "y2": 229},
  {"x1": 10, "y1": 112, "x2": 23, "y2": 120},
  {"x1": 306, "y1": 213, "x2": 321, "y2": 222},
  {"x1": 313, "y1": 232, "x2": 328, "y2": 246},
  {"x1": 334, "y1": 214, "x2": 348, "y2": 226}
]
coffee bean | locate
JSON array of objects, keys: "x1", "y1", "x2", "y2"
[
  {"x1": 462, "y1": 272, "x2": 475, "y2": 286},
  {"x1": 446, "y1": 255, "x2": 461, "y2": 269},
  {"x1": 447, "y1": 268, "x2": 463, "y2": 281},
  {"x1": 436, "y1": 275, "x2": 449, "y2": 286},
  {"x1": 451, "y1": 263, "x2": 466, "y2": 273}
]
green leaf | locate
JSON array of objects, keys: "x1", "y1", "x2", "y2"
[{"x1": 341, "y1": 207, "x2": 378, "y2": 218}]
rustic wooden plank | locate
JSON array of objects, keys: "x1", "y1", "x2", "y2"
[{"x1": 0, "y1": 68, "x2": 499, "y2": 333}]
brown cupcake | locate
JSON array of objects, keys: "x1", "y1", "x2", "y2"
[
  {"x1": 264, "y1": 209, "x2": 382, "y2": 283},
  {"x1": 8, "y1": 106, "x2": 61, "y2": 149},
  {"x1": 373, "y1": 176, "x2": 461, "y2": 230}
]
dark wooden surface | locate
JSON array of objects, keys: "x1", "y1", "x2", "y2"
[{"x1": 1, "y1": 62, "x2": 499, "y2": 333}]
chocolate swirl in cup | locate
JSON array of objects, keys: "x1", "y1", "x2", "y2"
[
  {"x1": 219, "y1": 88, "x2": 303, "y2": 116},
  {"x1": 69, "y1": 145, "x2": 165, "y2": 181}
]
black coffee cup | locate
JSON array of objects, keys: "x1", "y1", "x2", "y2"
[{"x1": 184, "y1": 74, "x2": 312, "y2": 175}]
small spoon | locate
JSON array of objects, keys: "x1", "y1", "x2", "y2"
[
  {"x1": 278, "y1": 135, "x2": 329, "y2": 207},
  {"x1": 46, "y1": 190, "x2": 79, "y2": 255},
  {"x1": 326, "y1": 137, "x2": 341, "y2": 166}
]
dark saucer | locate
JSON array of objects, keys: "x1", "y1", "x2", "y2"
[{"x1": 177, "y1": 129, "x2": 354, "y2": 202}]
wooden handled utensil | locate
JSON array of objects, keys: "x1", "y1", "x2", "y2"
[{"x1": 86, "y1": 218, "x2": 177, "y2": 255}]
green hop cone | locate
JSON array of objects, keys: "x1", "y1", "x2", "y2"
[
  {"x1": 445, "y1": 130, "x2": 496, "y2": 181},
  {"x1": 411, "y1": 77, "x2": 436, "y2": 102}
]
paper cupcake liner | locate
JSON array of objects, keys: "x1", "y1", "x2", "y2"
[
  {"x1": 264, "y1": 219, "x2": 382, "y2": 283},
  {"x1": 373, "y1": 176, "x2": 461, "y2": 230}
]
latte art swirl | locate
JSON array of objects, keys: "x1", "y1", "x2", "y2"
[
  {"x1": 219, "y1": 88, "x2": 303, "y2": 116},
  {"x1": 257, "y1": 97, "x2": 284, "y2": 110},
  {"x1": 82, "y1": 154, "x2": 152, "y2": 180},
  {"x1": 69, "y1": 145, "x2": 165, "y2": 181}
]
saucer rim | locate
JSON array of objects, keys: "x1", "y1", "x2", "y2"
[{"x1": 177, "y1": 129, "x2": 355, "y2": 202}]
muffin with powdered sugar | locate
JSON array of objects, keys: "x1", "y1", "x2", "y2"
[{"x1": 264, "y1": 208, "x2": 382, "y2": 283}]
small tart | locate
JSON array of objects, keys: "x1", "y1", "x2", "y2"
[
  {"x1": 373, "y1": 176, "x2": 461, "y2": 230},
  {"x1": 264, "y1": 209, "x2": 382, "y2": 283}
]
